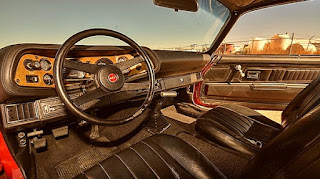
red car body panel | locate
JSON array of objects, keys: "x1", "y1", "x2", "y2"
[{"x1": 0, "y1": 131, "x2": 23, "y2": 179}]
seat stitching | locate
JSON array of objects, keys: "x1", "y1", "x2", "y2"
[
  {"x1": 216, "y1": 106, "x2": 281, "y2": 131},
  {"x1": 114, "y1": 154, "x2": 138, "y2": 179},
  {"x1": 129, "y1": 147, "x2": 160, "y2": 179},
  {"x1": 98, "y1": 163, "x2": 111, "y2": 179},
  {"x1": 141, "y1": 141, "x2": 180, "y2": 178},
  {"x1": 217, "y1": 106, "x2": 253, "y2": 126},
  {"x1": 177, "y1": 136, "x2": 228, "y2": 179},
  {"x1": 212, "y1": 110, "x2": 248, "y2": 135}
]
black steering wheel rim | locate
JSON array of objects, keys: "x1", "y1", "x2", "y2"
[{"x1": 53, "y1": 28, "x2": 155, "y2": 125}]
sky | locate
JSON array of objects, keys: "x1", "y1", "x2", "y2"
[
  {"x1": 225, "y1": 0, "x2": 320, "y2": 43},
  {"x1": 0, "y1": 0, "x2": 228, "y2": 49},
  {"x1": 0, "y1": 0, "x2": 319, "y2": 49}
]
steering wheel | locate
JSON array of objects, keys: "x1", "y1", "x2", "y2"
[{"x1": 53, "y1": 29, "x2": 155, "y2": 125}]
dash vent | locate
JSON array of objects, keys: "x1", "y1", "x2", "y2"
[{"x1": 4, "y1": 102, "x2": 38, "y2": 124}]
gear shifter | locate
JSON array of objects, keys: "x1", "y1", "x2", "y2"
[{"x1": 145, "y1": 91, "x2": 177, "y2": 134}]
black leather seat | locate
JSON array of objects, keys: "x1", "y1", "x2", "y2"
[
  {"x1": 196, "y1": 104, "x2": 283, "y2": 155},
  {"x1": 76, "y1": 104, "x2": 320, "y2": 178},
  {"x1": 75, "y1": 134, "x2": 226, "y2": 179},
  {"x1": 196, "y1": 76, "x2": 320, "y2": 155}
]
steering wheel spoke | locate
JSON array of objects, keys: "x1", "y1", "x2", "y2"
[
  {"x1": 113, "y1": 56, "x2": 144, "y2": 71},
  {"x1": 73, "y1": 87, "x2": 110, "y2": 106},
  {"x1": 64, "y1": 60, "x2": 101, "y2": 74},
  {"x1": 121, "y1": 82, "x2": 149, "y2": 91}
]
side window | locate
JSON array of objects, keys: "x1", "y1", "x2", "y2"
[{"x1": 217, "y1": 1, "x2": 320, "y2": 55}]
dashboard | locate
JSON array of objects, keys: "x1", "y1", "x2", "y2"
[
  {"x1": 14, "y1": 53, "x2": 146, "y2": 88},
  {"x1": 0, "y1": 44, "x2": 208, "y2": 131}
]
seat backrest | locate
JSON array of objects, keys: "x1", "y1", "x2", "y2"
[
  {"x1": 282, "y1": 76, "x2": 320, "y2": 127},
  {"x1": 242, "y1": 105, "x2": 320, "y2": 178}
]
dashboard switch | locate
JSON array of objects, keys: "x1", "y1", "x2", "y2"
[{"x1": 26, "y1": 75, "x2": 39, "y2": 83}]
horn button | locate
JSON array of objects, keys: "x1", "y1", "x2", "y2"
[{"x1": 96, "y1": 66, "x2": 124, "y2": 91}]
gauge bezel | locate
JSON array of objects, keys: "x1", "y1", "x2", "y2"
[
  {"x1": 43, "y1": 73, "x2": 54, "y2": 85},
  {"x1": 40, "y1": 58, "x2": 52, "y2": 71}
]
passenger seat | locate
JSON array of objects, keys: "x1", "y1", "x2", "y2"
[{"x1": 196, "y1": 76, "x2": 320, "y2": 155}]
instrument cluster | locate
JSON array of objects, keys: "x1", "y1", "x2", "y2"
[{"x1": 14, "y1": 54, "x2": 145, "y2": 88}]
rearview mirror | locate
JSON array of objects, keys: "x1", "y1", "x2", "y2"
[{"x1": 153, "y1": 0, "x2": 199, "y2": 12}]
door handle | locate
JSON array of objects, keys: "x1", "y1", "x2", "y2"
[{"x1": 235, "y1": 65, "x2": 245, "y2": 77}]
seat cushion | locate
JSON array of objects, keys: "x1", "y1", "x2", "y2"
[
  {"x1": 196, "y1": 104, "x2": 283, "y2": 156},
  {"x1": 74, "y1": 134, "x2": 226, "y2": 179}
]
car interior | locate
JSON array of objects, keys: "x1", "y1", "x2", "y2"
[{"x1": 0, "y1": 0, "x2": 320, "y2": 179}]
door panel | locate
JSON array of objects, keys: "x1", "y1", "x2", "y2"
[
  {"x1": 205, "y1": 83, "x2": 306, "y2": 102},
  {"x1": 201, "y1": 55, "x2": 320, "y2": 110}
]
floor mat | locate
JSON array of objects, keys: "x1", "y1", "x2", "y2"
[
  {"x1": 161, "y1": 105, "x2": 197, "y2": 124},
  {"x1": 56, "y1": 147, "x2": 116, "y2": 179}
]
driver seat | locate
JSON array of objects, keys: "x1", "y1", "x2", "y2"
[{"x1": 75, "y1": 104, "x2": 320, "y2": 178}]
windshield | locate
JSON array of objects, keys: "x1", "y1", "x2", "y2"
[{"x1": 0, "y1": 0, "x2": 230, "y2": 52}]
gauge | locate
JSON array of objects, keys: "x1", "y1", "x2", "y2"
[
  {"x1": 24, "y1": 59, "x2": 34, "y2": 71},
  {"x1": 24, "y1": 59, "x2": 41, "y2": 71},
  {"x1": 95, "y1": 58, "x2": 113, "y2": 66},
  {"x1": 43, "y1": 74, "x2": 53, "y2": 85},
  {"x1": 40, "y1": 58, "x2": 52, "y2": 71},
  {"x1": 34, "y1": 61, "x2": 41, "y2": 69},
  {"x1": 117, "y1": 56, "x2": 128, "y2": 63}
]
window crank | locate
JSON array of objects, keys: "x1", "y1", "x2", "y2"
[{"x1": 235, "y1": 65, "x2": 245, "y2": 77}]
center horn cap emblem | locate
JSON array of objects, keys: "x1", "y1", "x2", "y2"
[{"x1": 108, "y1": 73, "x2": 119, "y2": 83}]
